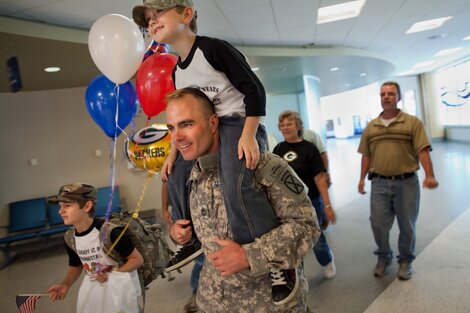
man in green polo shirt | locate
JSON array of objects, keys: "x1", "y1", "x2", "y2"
[{"x1": 357, "y1": 81, "x2": 439, "y2": 280}]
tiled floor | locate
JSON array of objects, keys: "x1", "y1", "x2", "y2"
[{"x1": 1, "y1": 139, "x2": 469, "y2": 313}]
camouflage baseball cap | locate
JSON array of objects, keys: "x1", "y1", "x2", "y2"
[
  {"x1": 132, "y1": 0, "x2": 194, "y2": 28},
  {"x1": 48, "y1": 183, "x2": 98, "y2": 204}
]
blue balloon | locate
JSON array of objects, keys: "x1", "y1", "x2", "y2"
[{"x1": 85, "y1": 75, "x2": 137, "y2": 138}]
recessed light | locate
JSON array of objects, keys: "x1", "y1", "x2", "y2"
[
  {"x1": 360, "y1": 72, "x2": 366, "y2": 77},
  {"x1": 463, "y1": 35, "x2": 470, "y2": 41},
  {"x1": 406, "y1": 16, "x2": 452, "y2": 34},
  {"x1": 330, "y1": 67, "x2": 339, "y2": 71},
  {"x1": 251, "y1": 67, "x2": 260, "y2": 71},
  {"x1": 345, "y1": 83, "x2": 350, "y2": 87},
  {"x1": 317, "y1": 0, "x2": 366, "y2": 24},
  {"x1": 44, "y1": 67, "x2": 61, "y2": 73},
  {"x1": 434, "y1": 47, "x2": 463, "y2": 57},
  {"x1": 412, "y1": 60, "x2": 434, "y2": 68}
]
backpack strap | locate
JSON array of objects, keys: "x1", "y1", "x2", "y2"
[
  {"x1": 99, "y1": 219, "x2": 124, "y2": 264},
  {"x1": 64, "y1": 227, "x2": 76, "y2": 252}
]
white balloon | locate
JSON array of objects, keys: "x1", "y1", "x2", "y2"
[{"x1": 88, "y1": 14, "x2": 145, "y2": 84}]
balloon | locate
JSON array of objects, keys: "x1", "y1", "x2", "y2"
[
  {"x1": 125, "y1": 125, "x2": 171, "y2": 173},
  {"x1": 85, "y1": 75, "x2": 137, "y2": 138},
  {"x1": 143, "y1": 40, "x2": 169, "y2": 61},
  {"x1": 88, "y1": 14, "x2": 145, "y2": 84},
  {"x1": 136, "y1": 53, "x2": 178, "y2": 117}
]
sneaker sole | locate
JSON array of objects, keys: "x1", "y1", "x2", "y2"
[
  {"x1": 273, "y1": 269, "x2": 300, "y2": 306},
  {"x1": 164, "y1": 248, "x2": 203, "y2": 272}
]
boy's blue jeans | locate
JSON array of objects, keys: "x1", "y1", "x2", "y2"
[{"x1": 167, "y1": 116, "x2": 279, "y2": 244}]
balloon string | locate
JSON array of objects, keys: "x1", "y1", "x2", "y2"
[
  {"x1": 107, "y1": 117, "x2": 156, "y2": 254},
  {"x1": 107, "y1": 85, "x2": 120, "y2": 219},
  {"x1": 106, "y1": 172, "x2": 155, "y2": 256},
  {"x1": 100, "y1": 84, "x2": 120, "y2": 243}
]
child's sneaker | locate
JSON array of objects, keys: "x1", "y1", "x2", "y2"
[
  {"x1": 165, "y1": 239, "x2": 203, "y2": 272},
  {"x1": 270, "y1": 268, "x2": 299, "y2": 305}
]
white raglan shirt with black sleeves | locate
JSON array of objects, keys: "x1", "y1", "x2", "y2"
[{"x1": 172, "y1": 36, "x2": 266, "y2": 119}]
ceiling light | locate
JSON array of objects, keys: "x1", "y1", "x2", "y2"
[
  {"x1": 405, "y1": 16, "x2": 452, "y2": 34},
  {"x1": 44, "y1": 67, "x2": 61, "y2": 72},
  {"x1": 463, "y1": 35, "x2": 470, "y2": 41},
  {"x1": 412, "y1": 60, "x2": 434, "y2": 68},
  {"x1": 330, "y1": 67, "x2": 339, "y2": 71},
  {"x1": 317, "y1": 0, "x2": 366, "y2": 24},
  {"x1": 434, "y1": 47, "x2": 463, "y2": 57},
  {"x1": 360, "y1": 72, "x2": 366, "y2": 77},
  {"x1": 345, "y1": 83, "x2": 350, "y2": 87},
  {"x1": 251, "y1": 67, "x2": 260, "y2": 71}
]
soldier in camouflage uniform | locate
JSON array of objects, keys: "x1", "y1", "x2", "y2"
[{"x1": 165, "y1": 87, "x2": 320, "y2": 312}]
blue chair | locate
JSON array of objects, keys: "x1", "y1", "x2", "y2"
[
  {"x1": 95, "y1": 186, "x2": 123, "y2": 217},
  {"x1": 0, "y1": 198, "x2": 49, "y2": 268}
]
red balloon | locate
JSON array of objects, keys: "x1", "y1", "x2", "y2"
[{"x1": 136, "y1": 53, "x2": 178, "y2": 117}]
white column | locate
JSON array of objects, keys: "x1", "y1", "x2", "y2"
[{"x1": 302, "y1": 75, "x2": 326, "y2": 139}]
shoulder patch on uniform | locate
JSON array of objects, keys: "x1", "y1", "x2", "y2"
[
  {"x1": 280, "y1": 170, "x2": 304, "y2": 194},
  {"x1": 256, "y1": 153, "x2": 305, "y2": 195}
]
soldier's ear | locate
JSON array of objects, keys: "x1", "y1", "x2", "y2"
[{"x1": 209, "y1": 113, "x2": 218, "y2": 134}]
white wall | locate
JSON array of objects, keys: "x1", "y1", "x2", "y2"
[
  {"x1": 320, "y1": 76, "x2": 425, "y2": 139},
  {"x1": 321, "y1": 82, "x2": 381, "y2": 138},
  {"x1": 0, "y1": 87, "x2": 165, "y2": 229},
  {"x1": 445, "y1": 126, "x2": 470, "y2": 144},
  {"x1": 265, "y1": 93, "x2": 300, "y2": 143}
]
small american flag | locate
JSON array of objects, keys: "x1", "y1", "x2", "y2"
[{"x1": 16, "y1": 295, "x2": 42, "y2": 313}]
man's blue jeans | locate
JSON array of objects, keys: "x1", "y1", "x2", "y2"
[
  {"x1": 167, "y1": 116, "x2": 279, "y2": 244},
  {"x1": 170, "y1": 208, "x2": 204, "y2": 294},
  {"x1": 310, "y1": 196, "x2": 333, "y2": 266},
  {"x1": 370, "y1": 174, "x2": 420, "y2": 263},
  {"x1": 191, "y1": 254, "x2": 204, "y2": 294}
]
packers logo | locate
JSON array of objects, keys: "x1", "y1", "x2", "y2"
[
  {"x1": 283, "y1": 151, "x2": 298, "y2": 162},
  {"x1": 125, "y1": 124, "x2": 171, "y2": 173},
  {"x1": 131, "y1": 125, "x2": 169, "y2": 144}
]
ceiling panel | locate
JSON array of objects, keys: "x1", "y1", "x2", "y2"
[
  {"x1": 271, "y1": 0, "x2": 318, "y2": 31},
  {"x1": 213, "y1": 0, "x2": 270, "y2": 13},
  {"x1": 22, "y1": 1, "x2": 101, "y2": 27},
  {"x1": 0, "y1": 0, "x2": 59, "y2": 13},
  {"x1": 278, "y1": 26, "x2": 316, "y2": 46},
  {"x1": 1, "y1": 0, "x2": 469, "y2": 95}
]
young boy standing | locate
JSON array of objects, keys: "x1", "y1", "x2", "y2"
[
  {"x1": 47, "y1": 183, "x2": 143, "y2": 313},
  {"x1": 133, "y1": 0, "x2": 296, "y2": 305}
]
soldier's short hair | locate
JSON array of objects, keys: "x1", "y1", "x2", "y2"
[
  {"x1": 166, "y1": 87, "x2": 215, "y2": 117},
  {"x1": 278, "y1": 110, "x2": 304, "y2": 137}
]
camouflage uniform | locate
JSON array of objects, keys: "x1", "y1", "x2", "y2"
[{"x1": 189, "y1": 152, "x2": 320, "y2": 313}]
